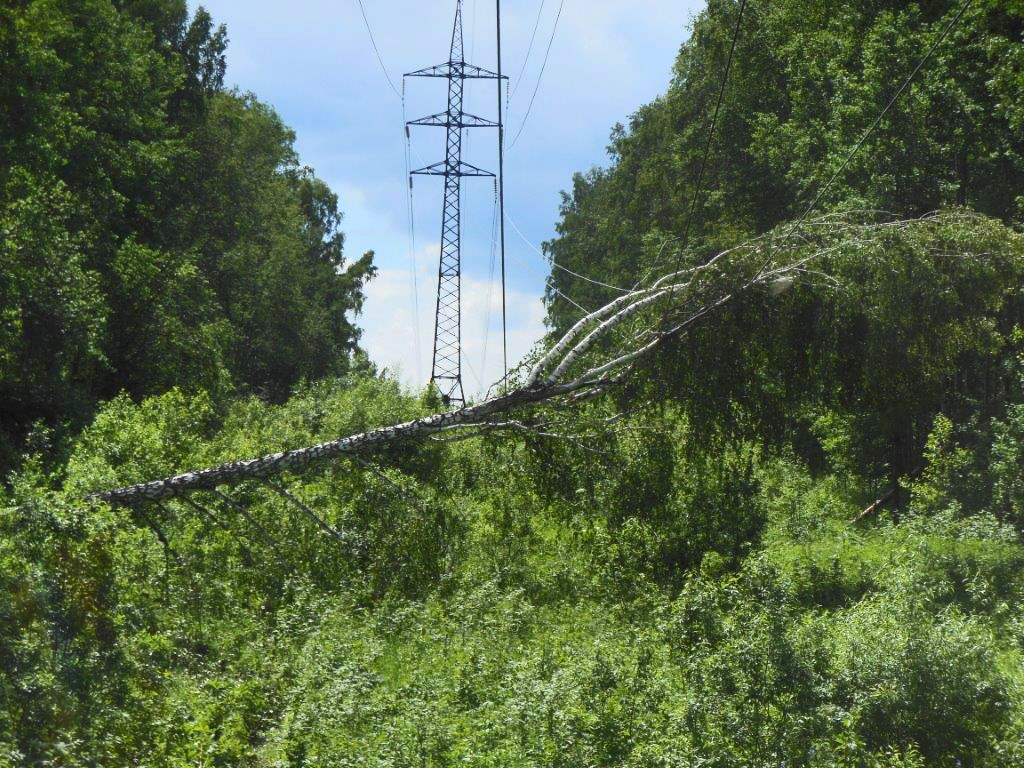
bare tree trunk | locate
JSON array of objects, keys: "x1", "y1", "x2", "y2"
[{"x1": 88, "y1": 215, "x2": 921, "y2": 508}]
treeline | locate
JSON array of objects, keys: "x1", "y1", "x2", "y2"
[
  {"x1": 548, "y1": 0, "x2": 1024, "y2": 322},
  {"x1": 0, "y1": 0, "x2": 374, "y2": 472},
  {"x1": 547, "y1": 0, "x2": 1024, "y2": 498}
]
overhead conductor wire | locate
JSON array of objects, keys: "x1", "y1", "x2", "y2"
[
  {"x1": 403, "y1": 80, "x2": 424, "y2": 382},
  {"x1": 511, "y1": 0, "x2": 548, "y2": 99},
  {"x1": 509, "y1": 0, "x2": 565, "y2": 148},
  {"x1": 481, "y1": 180, "x2": 500, "y2": 383},
  {"x1": 646, "y1": 0, "x2": 748, "y2": 407},
  {"x1": 788, "y1": 0, "x2": 974, "y2": 235},
  {"x1": 354, "y1": 0, "x2": 423, "y2": 378},
  {"x1": 355, "y1": 0, "x2": 402, "y2": 98},
  {"x1": 674, "y1": 0, "x2": 749, "y2": 262},
  {"x1": 496, "y1": 0, "x2": 509, "y2": 382}
]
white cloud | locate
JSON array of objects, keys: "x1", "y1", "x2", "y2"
[{"x1": 360, "y1": 245, "x2": 547, "y2": 399}]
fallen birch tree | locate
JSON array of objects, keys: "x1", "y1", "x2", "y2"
[{"x1": 91, "y1": 214, "x2": 917, "y2": 506}]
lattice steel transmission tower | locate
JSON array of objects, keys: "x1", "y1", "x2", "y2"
[{"x1": 406, "y1": 0, "x2": 505, "y2": 407}]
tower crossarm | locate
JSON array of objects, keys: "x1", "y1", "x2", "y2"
[
  {"x1": 410, "y1": 160, "x2": 495, "y2": 178},
  {"x1": 405, "y1": 61, "x2": 507, "y2": 80},
  {"x1": 408, "y1": 111, "x2": 499, "y2": 129}
]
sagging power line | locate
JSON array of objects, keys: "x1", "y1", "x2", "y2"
[
  {"x1": 511, "y1": 0, "x2": 547, "y2": 99},
  {"x1": 788, "y1": 0, "x2": 974, "y2": 234},
  {"x1": 509, "y1": 0, "x2": 565, "y2": 148},
  {"x1": 354, "y1": 0, "x2": 402, "y2": 98}
]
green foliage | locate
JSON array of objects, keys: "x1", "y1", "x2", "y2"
[
  {"x1": 635, "y1": 210, "x2": 1023, "y2": 490},
  {"x1": 0, "y1": 176, "x2": 107, "y2": 470},
  {"x1": 4, "y1": 0, "x2": 1024, "y2": 764},
  {"x1": 0, "y1": 0, "x2": 373, "y2": 474},
  {"x1": 993, "y1": 403, "x2": 1024, "y2": 524},
  {"x1": 5, "y1": 371, "x2": 1024, "y2": 765},
  {"x1": 547, "y1": 0, "x2": 1024, "y2": 329},
  {"x1": 545, "y1": 0, "x2": 1024, "y2": 488}
]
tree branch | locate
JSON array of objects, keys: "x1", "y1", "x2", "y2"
[{"x1": 88, "y1": 214, "x2": 910, "y2": 507}]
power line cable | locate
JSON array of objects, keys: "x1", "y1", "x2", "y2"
[
  {"x1": 550, "y1": 286, "x2": 589, "y2": 315},
  {"x1": 496, "y1": 0, "x2": 508, "y2": 384},
  {"x1": 509, "y1": 0, "x2": 565, "y2": 148},
  {"x1": 650, "y1": 0, "x2": 748, "y2": 397},
  {"x1": 464, "y1": 351, "x2": 484, "y2": 393},
  {"x1": 506, "y1": 212, "x2": 627, "y2": 293},
  {"x1": 470, "y1": 0, "x2": 479, "y2": 61},
  {"x1": 503, "y1": 215, "x2": 592, "y2": 314},
  {"x1": 675, "y1": 0, "x2": 749, "y2": 259},
  {"x1": 788, "y1": 0, "x2": 973, "y2": 233},
  {"x1": 481, "y1": 181, "x2": 500, "y2": 382},
  {"x1": 355, "y1": 0, "x2": 402, "y2": 99},
  {"x1": 500, "y1": 220, "x2": 589, "y2": 314},
  {"x1": 654, "y1": 0, "x2": 969, "y2": 363},
  {"x1": 402, "y1": 82, "x2": 424, "y2": 383},
  {"x1": 465, "y1": 0, "x2": 479, "y2": 158},
  {"x1": 511, "y1": 0, "x2": 547, "y2": 99}
]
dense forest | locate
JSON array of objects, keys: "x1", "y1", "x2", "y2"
[
  {"x1": 0, "y1": 0, "x2": 375, "y2": 473},
  {"x1": 2, "y1": 0, "x2": 1024, "y2": 766}
]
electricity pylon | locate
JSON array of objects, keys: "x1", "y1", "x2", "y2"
[{"x1": 407, "y1": 0, "x2": 505, "y2": 407}]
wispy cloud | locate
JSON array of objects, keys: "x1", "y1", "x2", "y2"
[{"x1": 360, "y1": 249, "x2": 547, "y2": 398}]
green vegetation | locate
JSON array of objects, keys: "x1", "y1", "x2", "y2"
[
  {"x1": 3, "y1": 1, "x2": 1024, "y2": 766},
  {"x1": 0, "y1": 0, "x2": 374, "y2": 472},
  {"x1": 547, "y1": 0, "x2": 1024, "y2": 329}
]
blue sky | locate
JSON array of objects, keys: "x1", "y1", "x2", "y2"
[{"x1": 186, "y1": 0, "x2": 704, "y2": 395}]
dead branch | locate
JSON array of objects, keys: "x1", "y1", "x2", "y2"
[{"x1": 853, "y1": 465, "x2": 924, "y2": 523}]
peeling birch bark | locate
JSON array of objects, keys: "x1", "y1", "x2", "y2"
[{"x1": 91, "y1": 215, "x2": 911, "y2": 506}]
